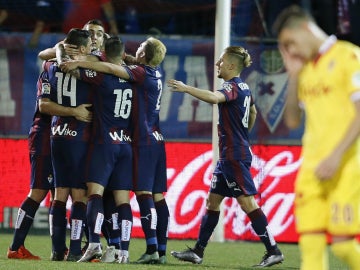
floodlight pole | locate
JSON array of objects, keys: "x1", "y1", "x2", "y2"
[{"x1": 211, "y1": 0, "x2": 231, "y2": 243}]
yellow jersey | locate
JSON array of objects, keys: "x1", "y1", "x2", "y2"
[{"x1": 298, "y1": 38, "x2": 360, "y2": 170}]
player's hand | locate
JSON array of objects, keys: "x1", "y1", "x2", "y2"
[
  {"x1": 279, "y1": 45, "x2": 304, "y2": 77},
  {"x1": 167, "y1": 79, "x2": 187, "y2": 92},
  {"x1": 74, "y1": 104, "x2": 92, "y2": 122},
  {"x1": 315, "y1": 153, "x2": 341, "y2": 181},
  {"x1": 64, "y1": 44, "x2": 79, "y2": 57},
  {"x1": 59, "y1": 61, "x2": 79, "y2": 72}
]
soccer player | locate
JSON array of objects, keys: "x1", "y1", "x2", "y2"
[
  {"x1": 60, "y1": 37, "x2": 170, "y2": 264},
  {"x1": 38, "y1": 19, "x2": 107, "y2": 60},
  {"x1": 6, "y1": 37, "x2": 92, "y2": 261},
  {"x1": 167, "y1": 46, "x2": 284, "y2": 268},
  {"x1": 273, "y1": 5, "x2": 360, "y2": 270},
  {"x1": 39, "y1": 28, "x2": 93, "y2": 261},
  {"x1": 38, "y1": 19, "x2": 122, "y2": 256},
  {"x1": 72, "y1": 36, "x2": 134, "y2": 263}
]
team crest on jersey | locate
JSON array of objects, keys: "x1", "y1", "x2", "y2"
[
  {"x1": 128, "y1": 65, "x2": 138, "y2": 70},
  {"x1": 41, "y1": 82, "x2": 51, "y2": 94},
  {"x1": 85, "y1": 69, "x2": 97, "y2": 78},
  {"x1": 223, "y1": 82, "x2": 233, "y2": 92}
]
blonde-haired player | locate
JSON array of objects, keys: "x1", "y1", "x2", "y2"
[
  {"x1": 273, "y1": 5, "x2": 360, "y2": 270},
  {"x1": 60, "y1": 36, "x2": 170, "y2": 264}
]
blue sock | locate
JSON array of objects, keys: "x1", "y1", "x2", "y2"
[
  {"x1": 136, "y1": 194, "x2": 157, "y2": 254},
  {"x1": 117, "y1": 203, "x2": 133, "y2": 252},
  {"x1": 86, "y1": 194, "x2": 104, "y2": 244},
  {"x1": 155, "y1": 199, "x2": 169, "y2": 257},
  {"x1": 69, "y1": 201, "x2": 86, "y2": 256},
  {"x1": 196, "y1": 210, "x2": 219, "y2": 253},
  {"x1": 50, "y1": 200, "x2": 67, "y2": 253},
  {"x1": 10, "y1": 197, "x2": 39, "y2": 251},
  {"x1": 248, "y1": 208, "x2": 277, "y2": 251}
]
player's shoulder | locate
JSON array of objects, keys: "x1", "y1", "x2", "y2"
[{"x1": 334, "y1": 40, "x2": 360, "y2": 60}]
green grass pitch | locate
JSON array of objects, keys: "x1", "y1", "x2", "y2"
[{"x1": 0, "y1": 233, "x2": 347, "y2": 269}]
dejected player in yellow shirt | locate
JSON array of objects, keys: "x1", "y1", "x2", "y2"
[{"x1": 273, "y1": 5, "x2": 360, "y2": 270}]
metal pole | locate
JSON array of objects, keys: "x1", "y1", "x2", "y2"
[{"x1": 211, "y1": 0, "x2": 231, "y2": 243}]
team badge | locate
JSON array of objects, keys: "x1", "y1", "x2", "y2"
[
  {"x1": 41, "y1": 83, "x2": 51, "y2": 94},
  {"x1": 211, "y1": 175, "x2": 217, "y2": 189},
  {"x1": 85, "y1": 69, "x2": 97, "y2": 78},
  {"x1": 47, "y1": 174, "x2": 53, "y2": 184},
  {"x1": 246, "y1": 48, "x2": 288, "y2": 133},
  {"x1": 223, "y1": 82, "x2": 233, "y2": 92}
]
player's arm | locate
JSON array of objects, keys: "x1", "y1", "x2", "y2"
[
  {"x1": 38, "y1": 45, "x2": 57, "y2": 60},
  {"x1": 38, "y1": 98, "x2": 92, "y2": 122},
  {"x1": 283, "y1": 75, "x2": 303, "y2": 129},
  {"x1": 38, "y1": 41, "x2": 79, "y2": 61},
  {"x1": 60, "y1": 60, "x2": 130, "y2": 79},
  {"x1": 315, "y1": 98, "x2": 360, "y2": 180},
  {"x1": 101, "y1": 1, "x2": 119, "y2": 35},
  {"x1": 248, "y1": 105, "x2": 257, "y2": 131},
  {"x1": 167, "y1": 79, "x2": 226, "y2": 104}
]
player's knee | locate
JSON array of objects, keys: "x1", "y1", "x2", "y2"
[
  {"x1": 28, "y1": 189, "x2": 49, "y2": 203},
  {"x1": 237, "y1": 195, "x2": 258, "y2": 213}
]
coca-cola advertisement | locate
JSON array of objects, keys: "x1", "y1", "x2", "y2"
[{"x1": 0, "y1": 139, "x2": 302, "y2": 242}]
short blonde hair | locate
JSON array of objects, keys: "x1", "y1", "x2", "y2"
[
  {"x1": 225, "y1": 46, "x2": 252, "y2": 72},
  {"x1": 144, "y1": 37, "x2": 167, "y2": 67}
]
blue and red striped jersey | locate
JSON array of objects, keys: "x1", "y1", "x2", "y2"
[{"x1": 217, "y1": 77, "x2": 254, "y2": 161}]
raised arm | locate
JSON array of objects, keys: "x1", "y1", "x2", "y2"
[{"x1": 167, "y1": 79, "x2": 225, "y2": 104}]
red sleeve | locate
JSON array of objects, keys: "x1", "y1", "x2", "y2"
[{"x1": 124, "y1": 65, "x2": 146, "y2": 84}]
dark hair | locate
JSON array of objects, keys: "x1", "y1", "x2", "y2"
[
  {"x1": 105, "y1": 36, "x2": 125, "y2": 59},
  {"x1": 272, "y1": 5, "x2": 314, "y2": 36},
  {"x1": 64, "y1": 28, "x2": 91, "y2": 47},
  {"x1": 85, "y1": 19, "x2": 104, "y2": 28}
]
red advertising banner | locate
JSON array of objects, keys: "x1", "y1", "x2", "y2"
[{"x1": 0, "y1": 139, "x2": 301, "y2": 242}]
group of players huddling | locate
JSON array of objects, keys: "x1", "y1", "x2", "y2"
[{"x1": 7, "y1": 19, "x2": 170, "y2": 264}]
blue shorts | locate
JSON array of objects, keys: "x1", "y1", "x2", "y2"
[
  {"x1": 211, "y1": 159, "x2": 257, "y2": 197},
  {"x1": 51, "y1": 139, "x2": 87, "y2": 189},
  {"x1": 30, "y1": 153, "x2": 54, "y2": 190},
  {"x1": 132, "y1": 143, "x2": 167, "y2": 193},
  {"x1": 86, "y1": 143, "x2": 133, "y2": 190}
]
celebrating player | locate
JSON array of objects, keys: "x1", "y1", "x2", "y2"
[
  {"x1": 69, "y1": 36, "x2": 134, "y2": 264},
  {"x1": 7, "y1": 30, "x2": 92, "y2": 261},
  {"x1": 60, "y1": 36, "x2": 170, "y2": 264},
  {"x1": 39, "y1": 28, "x2": 93, "y2": 261},
  {"x1": 273, "y1": 5, "x2": 360, "y2": 270},
  {"x1": 167, "y1": 46, "x2": 284, "y2": 268}
]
